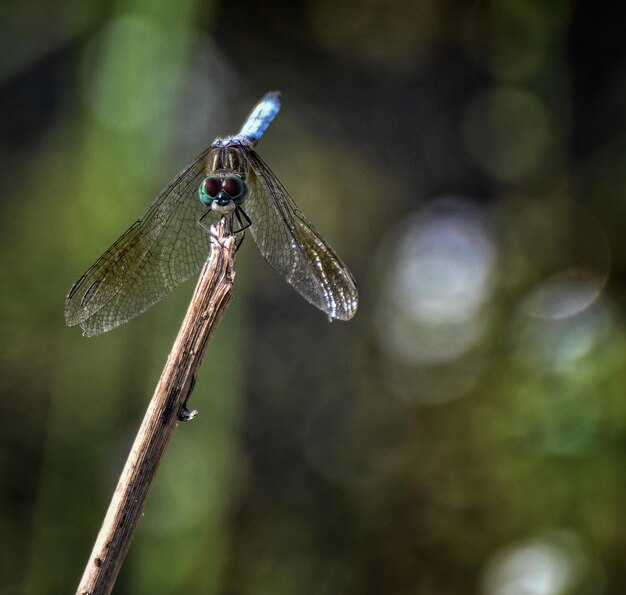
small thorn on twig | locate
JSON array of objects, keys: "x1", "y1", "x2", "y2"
[
  {"x1": 178, "y1": 407, "x2": 198, "y2": 422},
  {"x1": 178, "y1": 374, "x2": 198, "y2": 421}
]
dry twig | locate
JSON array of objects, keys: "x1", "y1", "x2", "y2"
[{"x1": 76, "y1": 218, "x2": 236, "y2": 595}]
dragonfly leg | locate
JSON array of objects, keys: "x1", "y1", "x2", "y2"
[
  {"x1": 198, "y1": 210, "x2": 213, "y2": 233},
  {"x1": 234, "y1": 207, "x2": 253, "y2": 233},
  {"x1": 201, "y1": 212, "x2": 236, "y2": 247},
  {"x1": 233, "y1": 208, "x2": 253, "y2": 251}
]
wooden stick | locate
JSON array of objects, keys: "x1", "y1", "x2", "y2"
[{"x1": 76, "y1": 218, "x2": 236, "y2": 595}]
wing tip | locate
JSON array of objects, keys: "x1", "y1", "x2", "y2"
[
  {"x1": 328, "y1": 299, "x2": 359, "y2": 322},
  {"x1": 64, "y1": 307, "x2": 79, "y2": 328}
]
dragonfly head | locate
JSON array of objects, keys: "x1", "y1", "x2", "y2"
[{"x1": 199, "y1": 174, "x2": 248, "y2": 214}]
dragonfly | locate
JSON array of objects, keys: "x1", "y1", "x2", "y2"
[{"x1": 65, "y1": 91, "x2": 358, "y2": 336}]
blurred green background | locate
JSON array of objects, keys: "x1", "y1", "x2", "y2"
[{"x1": 1, "y1": 0, "x2": 625, "y2": 593}]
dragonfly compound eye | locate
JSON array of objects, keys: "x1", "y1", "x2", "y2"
[
  {"x1": 222, "y1": 175, "x2": 247, "y2": 203},
  {"x1": 199, "y1": 176, "x2": 222, "y2": 205}
]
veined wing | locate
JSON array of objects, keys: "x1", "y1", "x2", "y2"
[
  {"x1": 244, "y1": 150, "x2": 358, "y2": 320},
  {"x1": 65, "y1": 149, "x2": 218, "y2": 336}
]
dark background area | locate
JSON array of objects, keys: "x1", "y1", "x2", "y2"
[{"x1": 1, "y1": 1, "x2": 625, "y2": 593}]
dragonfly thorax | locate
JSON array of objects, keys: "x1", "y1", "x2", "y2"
[{"x1": 206, "y1": 144, "x2": 249, "y2": 177}]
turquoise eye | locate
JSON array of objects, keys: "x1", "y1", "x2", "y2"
[
  {"x1": 222, "y1": 175, "x2": 247, "y2": 203},
  {"x1": 199, "y1": 176, "x2": 221, "y2": 205}
]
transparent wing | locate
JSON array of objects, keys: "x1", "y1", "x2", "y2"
[
  {"x1": 65, "y1": 149, "x2": 219, "y2": 336},
  {"x1": 243, "y1": 150, "x2": 358, "y2": 320}
]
